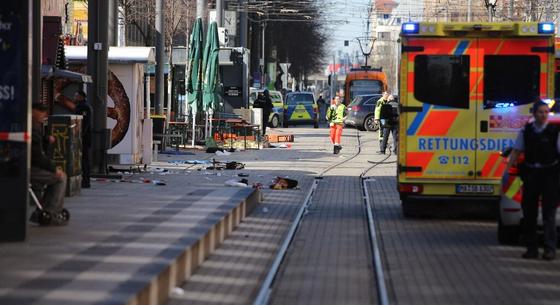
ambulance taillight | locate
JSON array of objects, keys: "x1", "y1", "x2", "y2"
[{"x1": 399, "y1": 184, "x2": 424, "y2": 194}]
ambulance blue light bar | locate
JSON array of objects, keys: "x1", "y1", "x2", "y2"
[
  {"x1": 402, "y1": 23, "x2": 419, "y2": 34},
  {"x1": 538, "y1": 22, "x2": 555, "y2": 34}
]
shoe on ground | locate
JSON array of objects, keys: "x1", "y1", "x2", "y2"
[
  {"x1": 333, "y1": 145, "x2": 341, "y2": 155},
  {"x1": 82, "y1": 182, "x2": 91, "y2": 188},
  {"x1": 522, "y1": 250, "x2": 539, "y2": 259},
  {"x1": 543, "y1": 250, "x2": 556, "y2": 261},
  {"x1": 377, "y1": 151, "x2": 385, "y2": 155}
]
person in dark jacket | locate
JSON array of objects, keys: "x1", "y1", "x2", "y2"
[
  {"x1": 30, "y1": 103, "x2": 68, "y2": 225},
  {"x1": 507, "y1": 100, "x2": 560, "y2": 261},
  {"x1": 262, "y1": 90, "x2": 274, "y2": 135},
  {"x1": 317, "y1": 95, "x2": 327, "y2": 124},
  {"x1": 56, "y1": 90, "x2": 93, "y2": 188}
]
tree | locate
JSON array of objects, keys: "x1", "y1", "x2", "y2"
[
  {"x1": 118, "y1": 0, "x2": 195, "y2": 47},
  {"x1": 246, "y1": 0, "x2": 327, "y2": 83}
]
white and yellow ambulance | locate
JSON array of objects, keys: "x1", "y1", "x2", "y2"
[{"x1": 397, "y1": 22, "x2": 556, "y2": 216}]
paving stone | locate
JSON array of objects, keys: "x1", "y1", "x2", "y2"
[{"x1": 366, "y1": 145, "x2": 560, "y2": 305}]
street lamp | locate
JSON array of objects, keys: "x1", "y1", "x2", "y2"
[{"x1": 484, "y1": 0, "x2": 498, "y2": 22}]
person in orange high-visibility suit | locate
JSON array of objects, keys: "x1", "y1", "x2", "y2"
[{"x1": 326, "y1": 95, "x2": 347, "y2": 154}]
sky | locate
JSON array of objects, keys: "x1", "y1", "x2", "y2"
[
  {"x1": 323, "y1": 0, "x2": 424, "y2": 55},
  {"x1": 323, "y1": 0, "x2": 374, "y2": 54}
]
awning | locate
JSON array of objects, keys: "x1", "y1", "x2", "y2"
[
  {"x1": 41, "y1": 65, "x2": 93, "y2": 83},
  {"x1": 65, "y1": 46, "x2": 156, "y2": 64}
]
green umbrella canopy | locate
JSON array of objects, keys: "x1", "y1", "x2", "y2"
[
  {"x1": 186, "y1": 18, "x2": 204, "y2": 114},
  {"x1": 202, "y1": 22, "x2": 221, "y2": 112}
]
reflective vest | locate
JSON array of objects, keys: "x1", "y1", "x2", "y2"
[{"x1": 327, "y1": 104, "x2": 346, "y2": 124}]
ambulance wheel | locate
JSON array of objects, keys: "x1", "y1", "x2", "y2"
[
  {"x1": 364, "y1": 115, "x2": 376, "y2": 132},
  {"x1": 60, "y1": 209, "x2": 71, "y2": 222},
  {"x1": 38, "y1": 211, "x2": 52, "y2": 226},
  {"x1": 270, "y1": 115, "x2": 280, "y2": 128},
  {"x1": 313, "y1": 121, "x2": 319, "y2": 129},
  {"x1": 498, "y1": 218, "x2": 520, "y2": 245}
]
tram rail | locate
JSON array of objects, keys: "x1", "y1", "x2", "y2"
[{"x1": 252, "y1": 129, "x2": 392, "y2": 305}]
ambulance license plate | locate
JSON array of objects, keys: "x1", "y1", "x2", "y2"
[{"x1": 455, "y1": 184, "x2": 494, "y2": 194}]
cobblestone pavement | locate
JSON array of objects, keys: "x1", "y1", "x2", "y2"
[
  {"x1": 168, "y1": 126, "x2": 374, "y2": 305},
  {"x1": 366, "y1": 151, "x2": 560, "y2": 305},
  {"x1": 267, "y1": 129, "x2": 379, "y2": 305}
]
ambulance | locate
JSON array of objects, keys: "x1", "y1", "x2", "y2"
[{"x1": 397, "y1": 22, "x2": 556, "y2": 216}]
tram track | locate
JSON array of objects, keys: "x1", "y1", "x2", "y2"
[{"x1": 252, "y1": 129, "x2": 392, "y2": 305}]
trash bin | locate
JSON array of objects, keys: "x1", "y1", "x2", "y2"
[
  {"x1": 48, "y1": 115, "x2": 83, "y2": 196},
  {"x1": 152, "y1": 114, "x2": 166, "y2": 149}
]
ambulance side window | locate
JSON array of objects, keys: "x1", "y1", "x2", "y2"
[
  {"x1": 414, "y1": 55, "x2": 470, "y2": 109},
  {"x1": 484, "y1": 55, "x2": 540, "y2": 109}
]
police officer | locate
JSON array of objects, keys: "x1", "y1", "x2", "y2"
[
  {"x1": 374, "y1": 92, "x2": 390, "y2": 153},
  {"x1": 508, "y1": 100, "x2": 560, "y2": 260},
  {"x1": 379, "y1": 95, "x2": 399, "y2": 155}
]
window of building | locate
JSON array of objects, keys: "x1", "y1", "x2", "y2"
[
  {"x1": 378, "y1": 32, "x2": 391, "y2": 41},
  {"x1": 414, "y1": 55, "x2": 470, "y2": 109}
]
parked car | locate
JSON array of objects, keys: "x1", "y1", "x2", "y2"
[
  {"x1": 344, "y1": 94, "x2": 382, "y2": 131},
  {"x1": 284, "y1": 92, "x2": 319, "y2": 128},
  {"x1": 249, "y1": 89, "x2": 285, "y2": 128},
  {"x1": 498, "y1": 115, "x2": 560, "y2": 245}
]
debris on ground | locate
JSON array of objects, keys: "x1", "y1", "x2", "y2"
[
  {"x1": 206, "y1": 160, "x2": 245, "y2": 170},
  {"x1": 215, "y1": 150, "x2": 232, "y2": 156},
  {"x1": 225, "y1": 179, "x2": 251, "y2": 188},
  {"x1": 238, "y1": 173, "x2": 249, "y2": 177},
  {"x1": 161, "y1": 150, "x2": 195, "y2": 156},
  {"x1": 270, "y1": 177, "x2": 298, "y2": 190},
  {"x1": 168, "y1": 160, "x2": 211, "y2": 165},
  {"x1": 170, "y1": 287, "x2": 185, "y2": 297}
]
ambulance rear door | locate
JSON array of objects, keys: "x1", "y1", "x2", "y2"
[
  {"x1": 475, "y1": 38, "x2": 553, "y2": 182},
  {"x1": 401, "y1": 37, "x2": 478, "y2": 181}
]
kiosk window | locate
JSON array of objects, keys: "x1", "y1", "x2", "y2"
[
  {"x1": 414, "y1": 55, "x2": 470, "y2": 109},
  {"x1": 484, "y1": 55, "x2": 540, "y2": 109}
]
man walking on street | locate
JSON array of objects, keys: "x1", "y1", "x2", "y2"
[
  {"x1": 507, "y1": 100, "x2": 560, "y2": 261},
  {"x1": 30, "y1": 103, "x2": 68, "y2": 226},
  {"x1": 56, "y1": 91, "x2": 93, "y2": 188},
  {"x1": 374, "y1": 92, "x2": 390, "y2": 152}
]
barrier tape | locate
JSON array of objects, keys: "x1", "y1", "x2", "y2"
[{"x1": 0, "y1": 132, "x2": 30, "y2": 143}]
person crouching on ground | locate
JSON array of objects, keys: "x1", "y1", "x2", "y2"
[
  {"x1": 326, "y1": 95, "x2": 347, "y2": 154},
  {"x1": 507, "y1": 100, "x2": 560, "y2": 261},
  {"x1": 30, "y1": 103, "x2": 68, "y2": 226}
]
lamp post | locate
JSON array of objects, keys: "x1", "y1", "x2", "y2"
[{"x1": 484, "y1": 0, "x2": 498, "y2": 22}]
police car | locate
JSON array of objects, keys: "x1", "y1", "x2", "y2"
[
  {"x1": 498, "y1": 114, "x2": 560, "y2": 245},
  {"x1": 284, "y1": 92, "x2": 319, "y2": 128}
]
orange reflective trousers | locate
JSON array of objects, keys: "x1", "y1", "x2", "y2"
[{"x1": 330, "y1": 124, "x2": 343, "y2": 145}]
